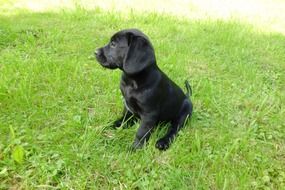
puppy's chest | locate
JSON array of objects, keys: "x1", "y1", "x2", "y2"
[{"x1": 120, "y1": 82, "x2": 142, "y2": 115}]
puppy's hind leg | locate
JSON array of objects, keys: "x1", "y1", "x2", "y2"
[
  {"x1": 155, "y1": 100, "x2": 192, "y2": 150},
  {"x1": 111, "y1": 106, "x2": 137, "y2": 129}
]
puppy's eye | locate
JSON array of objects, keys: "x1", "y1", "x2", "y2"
[{"x1": 110, "y1": 41, "x2": 116, "y2": 48}]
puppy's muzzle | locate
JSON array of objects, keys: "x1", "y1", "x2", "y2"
[
  {"x1": 95, "y1": 48, "x2": 106, "y2": 63},
  {"x1": 94, "y1": 48, "x2": 101, "y2": 57}
]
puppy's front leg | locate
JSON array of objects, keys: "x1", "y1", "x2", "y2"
[{"x1": 132, "y1": 119, "x2": 156, "y2": 149}]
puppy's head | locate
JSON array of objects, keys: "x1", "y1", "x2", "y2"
[{"x1": 95, "y1": 29, "x2": 156, "y2": 75}]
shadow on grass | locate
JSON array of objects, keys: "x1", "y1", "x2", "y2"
[{"x1": 0, "y1": 8, "x2": 285, "y2": 189}]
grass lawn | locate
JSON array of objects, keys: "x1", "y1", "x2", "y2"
[{"x1": 0, "y1": 1, "x2": 285, "y2": 189}]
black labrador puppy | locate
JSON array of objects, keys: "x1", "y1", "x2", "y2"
[{"x1": 95, "y1": 29, "x2": 193, "y2": 150}]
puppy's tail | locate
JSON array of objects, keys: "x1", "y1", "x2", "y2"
[{"x1": 185, "y1": 80, "x2": 192, "y2": 98}]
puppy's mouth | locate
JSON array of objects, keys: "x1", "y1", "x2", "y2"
[
  {"x1": 101, "y1": 62, "x2": 118, "y2": 69},
  {"x1": 95, "y1": 54, "x2": 117, "y2": 69},
  {"x1": 95, "y1": 53, "x2": 106, "y2": 64}
]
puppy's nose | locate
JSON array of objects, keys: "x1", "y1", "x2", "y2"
[{"x1": 94, "y1": 49, "x2": 100, "y2": 56}]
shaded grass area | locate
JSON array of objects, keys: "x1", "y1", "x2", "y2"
[{"x1": 0, "y1": 8, "x2": 285, "y2": 189}]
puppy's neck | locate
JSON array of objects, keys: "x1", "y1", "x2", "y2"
[{"x1": 121, "y1": 65, "x2": 160, "y2": 88}]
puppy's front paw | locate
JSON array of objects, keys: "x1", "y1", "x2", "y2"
[
  {"x1": 110, "y1": 119, "x2": 123, "y2": 129},
  {"x1": 131, "y1": 141, "x2": 144, "y2": 150},
  {"x1": 155, "y1": 138, "x2": 170, "y2": 151}
]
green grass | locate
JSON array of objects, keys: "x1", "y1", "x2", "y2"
[{"x1": 1, "y1": 4, "x2": 285, "y2": 190}]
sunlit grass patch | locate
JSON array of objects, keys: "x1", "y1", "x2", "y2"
[{"x1": 1, "y1": 0, "x2": 285, "y2": 34}]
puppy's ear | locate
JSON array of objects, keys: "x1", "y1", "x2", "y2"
[{"x1": 123, "y1": 34, "x2": 155, "y2": 75}]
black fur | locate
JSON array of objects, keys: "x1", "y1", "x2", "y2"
[{"x1": 95, "y1": 29, "x2": 193, "y2": 150}]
